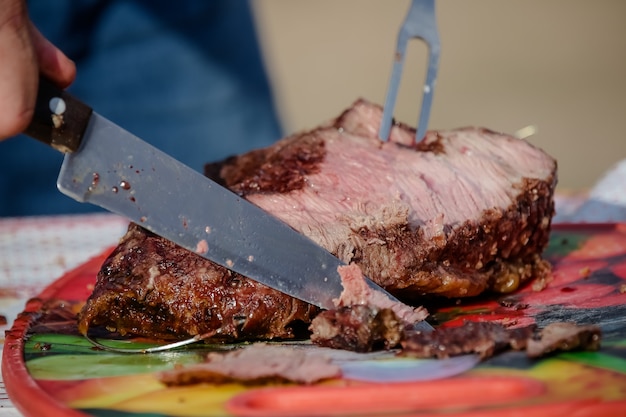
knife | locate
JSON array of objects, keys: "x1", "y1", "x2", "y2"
[{"x1": 24, "y1": 78, "x2": 433, "y2": 331}]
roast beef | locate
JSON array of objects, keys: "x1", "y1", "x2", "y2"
[
  {"x1": 77, "y1": 223, "x2": 319, "y2": 341},
  {"x1": 78, "y1": 99, "x2": 557, "y2": 342},
  {"x1": 209, "y1": 99, "x2": 556, "y2": 299}
]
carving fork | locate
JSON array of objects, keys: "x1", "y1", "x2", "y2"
[{"x1": 379, "y1": 0, "x2": 441, "y2": 143}]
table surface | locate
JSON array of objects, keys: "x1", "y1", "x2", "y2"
[
  {"x1": 1, "y1": 174, "x2": 625, "y2": 415},
  {"x1": 0, "y1": 213, "x2": 128, "y2": 415}
]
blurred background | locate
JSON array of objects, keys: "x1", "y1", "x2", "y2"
[{"x1": 252, "y1": 0, "x2": 626, "y2": 191}]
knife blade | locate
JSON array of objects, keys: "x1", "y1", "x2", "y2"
[{"x1": 24, "y1": 78, "x2": 433, "y2": 332}]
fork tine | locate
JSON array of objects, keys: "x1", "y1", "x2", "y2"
[{"x1": 379, "y1": 0, "x2": 441, "y2": 143}]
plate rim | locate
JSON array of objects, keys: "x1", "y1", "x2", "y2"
[
  {"x1": 2, "y1": 250, "x2": 112, "y2": 417},
  {"x1": 3, "y1": 223, "x2": 626, "y2": 416}
]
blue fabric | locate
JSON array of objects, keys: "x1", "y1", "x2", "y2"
[{"x1": 0, "y1": 0, "x2": 282, "y2": 216}]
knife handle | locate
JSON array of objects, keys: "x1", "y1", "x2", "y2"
[{"x1": 24, "y1": 77, "x2": 93, "y2": 153}]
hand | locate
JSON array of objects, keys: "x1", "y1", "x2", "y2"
[{"x1": 0, "y1": 0, "x2": 76, "y2": 140}]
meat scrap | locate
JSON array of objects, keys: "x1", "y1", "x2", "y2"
[
  {"x1": 159, "y1": 343, "x2": 341, "y2": 386},
  {"x1": 526, "y1": 322, "x2": 602, "y2": 358},
  {"x1": 310, "y1": 306, "x2": 403, "y2": 353},
  {"x1": 334, "y1": 264, "x2": 428, "y2": 325},
  {"x1": 401, "y1": 321, "x2": 601, "y2": 360},
  {"x1": 401, "y1": 321, "x2": 535, "y2": 360},
  {"x1": 309, "y1": 264, "x2": 426, "y2": 352}
]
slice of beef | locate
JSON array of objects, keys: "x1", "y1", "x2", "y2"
[
  {"x1": 159, "y1": 343, "x2": 341, "y2": 385},
  {"x1": 401, "y1": 321, "x2": 536, "y2": 359},
  {"x1": 78, "y1": 99, "x2": 556, "y2": 342},
  {"x1": 401, "y1": 321, "x2": 601, "y2": 360}
]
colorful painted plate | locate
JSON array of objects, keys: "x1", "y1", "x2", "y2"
[{"x1": 4, "y1": 224, "x2": 626, "y2": 417}]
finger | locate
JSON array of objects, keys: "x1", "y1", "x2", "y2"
[
  {"x1": 30, "y1": 24, "x2": 76, "y2": 88},
  {"x1": 0, "y1": 0, "x2": 38, "y2": 139}
]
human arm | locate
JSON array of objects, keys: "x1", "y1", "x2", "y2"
[{"x1": 0, "y1": 0, "x2": 76, "y2": 140}]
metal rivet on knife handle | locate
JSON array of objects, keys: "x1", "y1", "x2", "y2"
[{"x1": 25, "y1": 77, "x2": 93, "y2": 153}]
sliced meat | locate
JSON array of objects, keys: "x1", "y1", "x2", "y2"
[
  {"x1": 401, "y1": 321, "x2": 536, "y2": 359},
  {"x1": 159, "y1": 343, "x2": 341, "y2": 385},
  {"x1": 401, "y1": 321, "x2": 601, "y2": 360}
]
